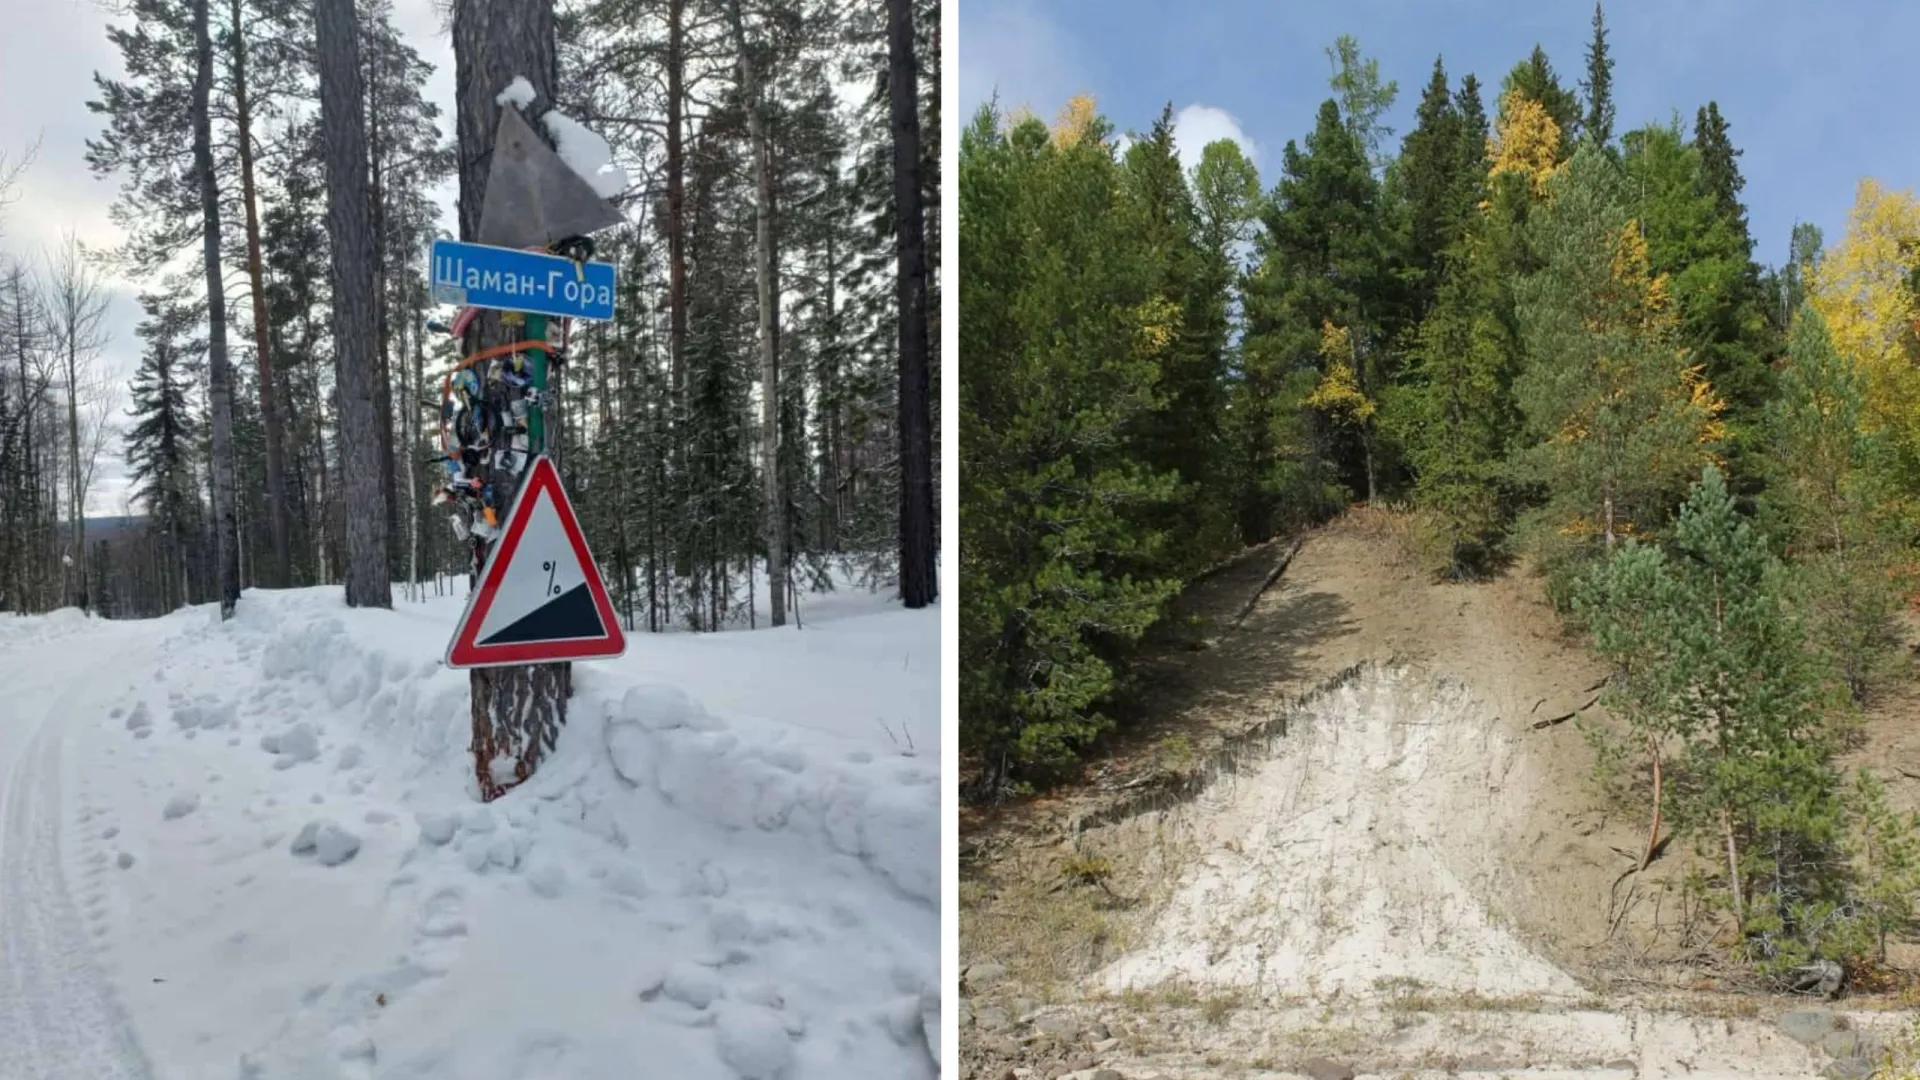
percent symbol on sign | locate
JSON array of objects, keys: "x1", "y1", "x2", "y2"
[{"x1": 543, "y1": 561, "x2": 561, "y2": 595}]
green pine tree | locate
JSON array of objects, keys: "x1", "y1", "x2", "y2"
[
  {"x1": 1510, "y1": 145, "x2": 1723, "y2": 589},
  {"x1": 959, "y1": 103, "x2": 1182, "y2": 792},
  {"x1": 1580, "y1": 466, "x2": 1851, "y2": 964},
  {"x1": 1762, "y1": 303, "x2": 1915, "y2": 703}
]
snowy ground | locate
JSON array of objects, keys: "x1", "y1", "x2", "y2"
[{"x1": 0, "y1": 579, "x2": 938, "y2": 1080}]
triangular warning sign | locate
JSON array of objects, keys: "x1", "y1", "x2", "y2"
[{"x1": 445, "y1": 456, "x2": 626, "y2": 668}]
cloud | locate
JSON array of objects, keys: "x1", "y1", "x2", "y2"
[
  {"x1": 958, "y1": 1, "x2": 1086, "y2": 123},
  {"x1": 1171, "y1": 104, "x2": 1257, "y2": 177}
]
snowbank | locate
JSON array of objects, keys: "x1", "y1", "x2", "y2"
[{"x1": 0, "y1": 580, "x2": 937, "y2": 1079}]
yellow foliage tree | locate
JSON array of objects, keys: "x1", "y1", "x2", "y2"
[
  {"x1": 1807, "y1": 178, "x2": 1920, "y2": 466},
  {"x1": 1305, "y1": 320, "x2": 1381, "y2": 501},
  {"x1": 1487, "y1": 90, "x2": 1561, "y2": 199},
  {"x1": 1052, "y1": 94, "x2": 1099, "y2": 150},
  {"x1": 1609, "y1": 220, "x2": 1676, "y2": 330}
]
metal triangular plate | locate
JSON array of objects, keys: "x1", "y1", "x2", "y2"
[{"x1": 477, "y1": 104, "x2": 623, "y2": 250}]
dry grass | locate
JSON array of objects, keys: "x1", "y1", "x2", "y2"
[
  {"x1": 1872, "y1": 1016, "x2": 1920, "y2": 1080},
  {"x1": 959, "y1": 855, "x2": 1138, "y2": 999},
  {"x1": 1340, "y1": 503, "x2": 1451, "y2": 578}
]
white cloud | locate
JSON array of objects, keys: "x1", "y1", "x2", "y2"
[
  {"x1": 958, "y1": 1, "x2": 1085, "y2": 123},
  {"x1": 1172, "y1": 104, "x2": 1257, "y2": 178}
]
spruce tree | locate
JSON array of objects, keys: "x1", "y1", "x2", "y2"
[
  {"x1": 1240, "y1": 99, "x2": 1387, "y2": 531},
  {"x1": 1503, "y1": 46, "x2": 1581, "y2": 160},
  {"x1": 1122, "y1": 106, "x2": 1231, "y2": 568},
  {"x1": 124, "y1": 293, "x2": 202, "y2": 609},
  {"x1": 1622, "y1": 117, "x2": 1773, "y2": 447},
  {"x1": 1397, "y1": 58, "x2": 1466, "y2": 315},
  {"x1": 1579, "y1": 2, "x2": 1614, "y2": 151},
  {"x1": 1581, "y1": 466, "x2": 1849, "y2": 960}
]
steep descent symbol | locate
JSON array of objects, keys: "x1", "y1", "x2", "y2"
[{"x1": 444, "y1": 455, "x2": 627, "y2": 668}]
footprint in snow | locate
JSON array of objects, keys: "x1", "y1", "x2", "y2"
[{"x1": 410, "y1": 888, "x2": 469, "y2": 976}]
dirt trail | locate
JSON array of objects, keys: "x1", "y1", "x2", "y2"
[{"x1": 959, "y1": 513, "x2": 1920, "y2": 1080}]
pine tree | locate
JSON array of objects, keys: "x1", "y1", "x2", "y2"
[
  {"x1": 886, "y1": 0, "x2": 936, "y2": 608},
  {"x1": 452, "y1": 0, "x2": 569, "y2": 800},
  {"x1": 1579, "y1": 466, "x2": 1848, "y2": 958},
  {"x1": 1763, "y1": 304, "x2": 1914, "y2": 702},
  {"x1": 1510, "y1": 145, "x2": 1725, "y2": 577},
  {"x1": 191, "y1": 0, "x2": 242, "y2": 618},
  {"x1": 958, "y1": 103, "x2": 1181, "y2": 792},
  {"x1": 317, "y1": 0, "x2": 391, "y2": 611}
]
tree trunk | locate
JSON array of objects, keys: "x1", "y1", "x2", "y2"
[
  {"x1": 1721, "y1": 805, "x2": 1744, "y2": 934},
  {"x1": 888, "y1": 0, "x2": 934, "y2": 608},
  {"x1": 453, "y1": 0, "x2": 567, "y2": 803},
  {"x1": 231, "y1": 0, "x2": 290, "y2": 588},
  {"x1": 316, "y1": 0, "x2": 392, "y2": 610},
  {"x1": 1640, "y1": 732, "x2": 1662, "y2": 871},
  {"x1": 192, "y1": 0, "x2": 241, "y2": 619},
  {"x1": 666, "y1": 0, "x2": 687, "y2": 398},
  {"x1": 726, "y1": 0, "x2": 785, "y2": 628},
  {"x1": 366, "y1": 45, "x2": 401, "y2": 583},
  {"x1": 408, "y1": 279, "x2": 424, "y2": 600},
  {"x1": 64, "y1": 340, "x2": 83, "y2": 612}
]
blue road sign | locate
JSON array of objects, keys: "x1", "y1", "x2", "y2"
[{"x1": 430, "y1": 238, "x2": 617, "y2": 322}]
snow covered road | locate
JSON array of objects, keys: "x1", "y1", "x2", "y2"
[
  {"x1": 0, "y1": 618, "x2": 159, "y2": 1080},
  {"x1": 0, "y1": 585, "x2": 938, "y2": 1080}
]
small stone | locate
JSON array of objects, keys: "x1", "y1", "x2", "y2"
[
  {"x1": 1823, "y1": 1030, "x2": 1866, "y2": 1057},
  {"x1": 1092, "y1": 1071, "x2": 1123, "y2": 1080},
  {"x1": 1086, "y1": 1023, "x2": 1111, "y2": 1041},
  {"x1": 975, "y1": 1006, "x2": 1010, "y2": 1031},
  {"x1": 958, "y1": 999, "x2": 974, "y2": 1028},
  {"x1": 1034, "y1": 1014, "x2": 1080, "y2": 1039},
  {"x1": 1603, "y1": 1061, "x2": 1636, "y2": 1072},
  {"x1": 1824, "y1": 1058, "x2": 1875, "y2": 1080},
  {"x1": 1300, "y1": 1058, "x2": 1355, "y2": 1080},
  {"x1": 1091, "y1": 1038, "x2": 1120, "y2": 1054},
  {"x1": 1779, "y1": 1010, "x2": 1842, "y2": 1046},
  {"x1": 966, "y1": 961, "x2": 1008, "y2": 992}
]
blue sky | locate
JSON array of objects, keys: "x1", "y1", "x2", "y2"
[{"x1": 958, "y1": 0, "x2": 1920, "y2": 269}]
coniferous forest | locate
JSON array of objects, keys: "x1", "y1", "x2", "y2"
[
  {"x1": 0, "y1": 0, "x2": 938, "y2": 631},
  {"x1": 959, "y1": 8, "x2": 1920, "y2": 972}
]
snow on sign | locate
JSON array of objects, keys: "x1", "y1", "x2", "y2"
[
  {"x1": 430, "y1": 237, "x2": 617, "y2": 322},
  {"x1": 445, "y1": 455, "x2": 626, "y2": 668}
]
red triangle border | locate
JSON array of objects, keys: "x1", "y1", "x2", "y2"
[{"x1": 444, "y1": 455, "x2": 627, "y2": 668}]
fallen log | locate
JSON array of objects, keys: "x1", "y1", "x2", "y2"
[
  {"x1": 1231, "y1": 539, "x2": 1304, "y2": 630},
  {"x1": 1530, "y1": 693, "x2": 1601, "y2": 730}
]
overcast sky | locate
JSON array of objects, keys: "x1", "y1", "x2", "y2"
[
  {"x1": 960, "y1": 0, "x2": 1920, "y2": 274},
  {"x1": 0, "y1": 0, "x2": 458, "y2": 519}
]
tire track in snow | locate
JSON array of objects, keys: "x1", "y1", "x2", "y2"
[{"x1": 0, "y1": 648, "x2": 156, "y2": 1080}]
